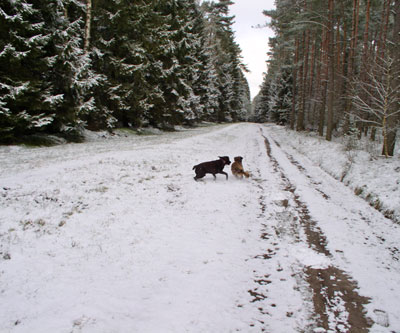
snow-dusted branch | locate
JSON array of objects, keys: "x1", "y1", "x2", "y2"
[{"x1": 351, "y1": 55, "x2": 400, "y2": 157}]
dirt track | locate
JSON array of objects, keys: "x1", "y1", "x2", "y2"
[{"x1": 246, "y1": 126, "x2": 398, "y2": 332}]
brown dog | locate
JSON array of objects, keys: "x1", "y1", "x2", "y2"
[{"x1": 231, "y1": 156, "x2": 250, "y2": 179}]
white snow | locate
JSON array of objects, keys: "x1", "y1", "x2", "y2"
[
  {"x1": 265, "y1": 125, "x2": 400, "y2": 224},
  {"x1": 1, "y1": 123, "x2": 399, "y2": 332}
]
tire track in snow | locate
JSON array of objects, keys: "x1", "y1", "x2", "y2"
[
  {"x1": 243, "y1": 135, "x2": 309, "y2": 332},
  {"x1": 273, "y1": 136, "x2": 400, "y2": 265},
  {"x1": 262, "y1": 129, "x2": 331, "y2": 257},
  {"x1": 258, "y1": 128, "x2": 373, "y2": 332},
  {"x1": 273, "y1": 139, "x2": 330, "y2": 201}
]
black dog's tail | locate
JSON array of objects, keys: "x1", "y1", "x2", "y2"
[{"x1": 192, "y1": 165, "x2": 197, "y2": 170}]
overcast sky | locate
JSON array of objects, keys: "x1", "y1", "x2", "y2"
[{"x1": 229, "y1": 0, "x2": 276, "y2": 100}]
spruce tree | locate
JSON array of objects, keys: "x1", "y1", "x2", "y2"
[
  {"x1": 90, "y1": 0, "x2": 153, "y2": 129},
  {"x1": 253, "y1": 77, "x2": 271, "y2": 123},
  {"x1": 36, "y1": 0, "x2": 102, "y2": 140},
  {"x1": 201, "y1": 0, "x2": 249, "y2": 123},
  {"x1": 0, "y1": 0, "x2": 51, "y2": 142},
  {"x1": 155, "y1": 0, "x2": 198, "y2": 127}
]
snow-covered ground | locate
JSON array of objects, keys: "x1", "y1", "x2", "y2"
[
  {"x1": 1, "y1": 123, "x2": 399, "y2": 332},
  {"x1": 266, "y1": 125, "x2": 400, "y2": 225}
]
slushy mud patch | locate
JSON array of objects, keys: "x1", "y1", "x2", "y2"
[{"x1": 306, "y1": 266, "x2": 372, "y2": 332}]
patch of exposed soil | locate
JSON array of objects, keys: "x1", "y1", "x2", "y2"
[{"x1": 306, "y1": 266, "x2": 373, "y2": 332}]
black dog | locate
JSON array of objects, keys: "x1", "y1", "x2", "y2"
[{"x1": 193, "y1": 156, "x2": 231, "y2": 181}]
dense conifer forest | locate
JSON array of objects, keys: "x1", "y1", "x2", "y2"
[
  {"x1": 253, "y1": 0, "x2": 399, "y2": 156},
  {"x1": 0, "y1": 0, "x2": 250, "y2": 144},
  {"x1": 2, "y1": 0, "x2": 399, "y2": 156}
]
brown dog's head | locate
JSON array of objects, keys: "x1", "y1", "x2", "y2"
[
  {"x1": 219, "y1": 156, "x2": 231, "y2": 165},
  {"x1": 234, "y1": 156, "x2": 243, "y2": 162}
]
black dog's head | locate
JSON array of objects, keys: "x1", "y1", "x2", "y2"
[
  {"x1": 234, "y1": 156, "x2": 243, "y2": 163},
  {"x1": 219, "y1": 156, "x2": 231, "y2": 165}
]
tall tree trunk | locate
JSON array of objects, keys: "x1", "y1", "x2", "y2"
[
  {"x1": 290, "y1": 38, "x2": 300, "y2": 130},
  {"x1": 84, "y1": 0, "x2": 92, "y2": 53},
  {"x1": 296, "y1": 32, "x2": 306, "y2": 132},
  {"x1": 384, "y1": 0, "x2": 400, "y2": 156},
  {"x1": 360, "y1": 0, "x2": 372, "y2": 134},
  {"x1": 377, "y1": 0, "x2": 391, "y2": 62},
  {"x1": 349, "y1": 0, "x2": 360, "y2": 85},
  {"x1": 326, "y1": 0, "x2": 335, "y2": 141},
  {"x1": 343, "y1": 0, "x2": 360, "y2": 135},
  {"x1": 361, "y1": 0, "x2": 371, "y2": 71},
  {"x1": 302, "y1": 28, "x2": 311, "y2": 126},
  {"x1": 297, "y1": 0, "x2": 311, "y2": 131},
  {"x1": 374, "y1": 0, "x2": 391, "y2": 145},
  {"x1": 382, "y1": 69, "x2": 391, "y2": 157},
  {"x1": 308, "y1": 32, "x2": 317, "y2": 128},
  {"x1": 318, "y1": 28, "x2": 329, "y2": 137},
  {"x1": 340, "y1": 0, "x2": 350, "y2": 133}
]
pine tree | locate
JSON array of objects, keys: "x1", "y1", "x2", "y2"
[
  {"x1": 185, "y1": 0, "x2": 220, "y2": 124},
  {"x1": 155, "y1": 0, "x2": 200, "y2": 128},
  {"x1": 194, "y1": 40, "x2": 221, "y2": 122},
  {"x1": 0, "y1": 0, "x2": 51, "y2": 142},
  {"x1": 262, "y1": 0, "x2": 300, "y2": 128},
  {"x1": 237, "y1": 70, "x2": 251, "y2": 121},
  {"x1": 252, "y1": 77, "x2": 271, "y2": 123},
  {"x1": 268, "y1": 69, "x2": 292, "y2": 125},
  {"x1": 37, "y1": 0, "x2": 103, "y2": 140},
  {"x1": 201, "y1": 0, "x2": 249, "y2": 123},
  {"x1": 90, "y1": 0, "x2": 153, "y2": 129}
]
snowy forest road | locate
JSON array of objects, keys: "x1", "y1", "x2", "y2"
[
  {"x1": 1, "y1": 123, "x2": 399, "y2": 332},
  {"x1": 258, "y1": 126, "x2": 400, "y2": 332}
]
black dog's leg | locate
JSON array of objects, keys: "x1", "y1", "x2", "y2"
[
  {"x1": 194, "y1": 173, "x2": 205, "y2": 181},
  {"x1": 212, "y1": 174, "x2": 216, "y2": 180},
  {"x1": 194, "y1": 168, "x2": 205, "y2": 181},
  {"x1": 220, "y1": 171, "x2": 228, "y2": 180}
]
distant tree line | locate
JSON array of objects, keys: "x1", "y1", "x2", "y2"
[
  {"x1": 254, "y1": 0, "x2": 400, "y2": 157},
  {"x1": 0, "y1": 0, "x2": 250, "y2": 144}
]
